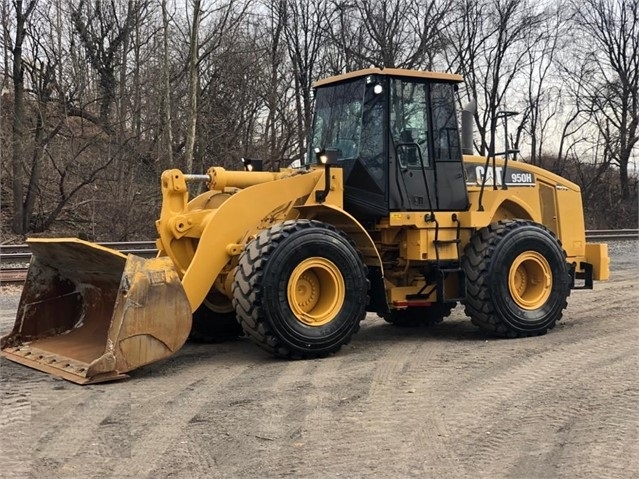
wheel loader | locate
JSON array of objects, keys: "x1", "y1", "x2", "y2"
[{"x1": 1, "y1": 68, "x2": 609, "y2": 384}]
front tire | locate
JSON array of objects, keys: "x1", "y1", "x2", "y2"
[
  {"x1": 462, "y1": 220, "x2": 571, "y2": 337},
  {"x1": 232, "y1": 220, "x2": 369, "y2": 358}
]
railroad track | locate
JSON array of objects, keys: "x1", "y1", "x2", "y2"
[
  {"x1": 0, "y1": 268, "x2": 28, "y2": 284},
  {"x1": 1, "y1": 230, "x2": 636, "y2": 285},
  {"x1": 583, "y1": 229, "x2": 639, "y2": 241}
]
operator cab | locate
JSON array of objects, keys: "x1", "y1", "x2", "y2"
[{"x1": 308, "y1": 68, "x2": 469, "y2": 220}]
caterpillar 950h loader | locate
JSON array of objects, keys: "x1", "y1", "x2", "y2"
[{"x1": 1, "y1": 68, "x2": 609, "y2": 384}]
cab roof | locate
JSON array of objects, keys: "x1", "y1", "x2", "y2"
[{"x1": 313, "y1": 68, "x2": 463, "y2": 88}]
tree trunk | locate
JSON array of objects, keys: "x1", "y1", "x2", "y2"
[
  {"x1": 619, "y1": 153, "x2": 630, "y2": 200},
  {"x1": 2, "y1": 0, "x2": 12, "y2": 90},
  {"x1": 133, "y1": 1, "x2": 141, "y2": 137},
  {"x1": 118, "y1": 0, "x2": 134, "y2": 136},
  {"x1": 161, "y1": 0, "x2": 173, "y2": 166},
  {"x1": 267, "y1": 2, "x2": 285, "y2": 169},
  {"x1": 184, "y1": 0, "x2": 201, "y2": 173},
  {"x1": 11, "y1": 1, "x2": 36, "y2": 234}
]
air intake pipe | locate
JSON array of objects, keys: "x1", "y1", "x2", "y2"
[{"x1": 461, "y1": 99, "x2": 476, "y2": 155}]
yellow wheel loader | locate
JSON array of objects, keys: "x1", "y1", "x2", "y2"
[{"x1": 1, "y1": 68, "x2": 610, "y2": 384}]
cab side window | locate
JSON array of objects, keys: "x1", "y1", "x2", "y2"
[
  {"x1": 390, "y1": 79, "x2": 430, "y2": 168},
  {"x1": 430, "y1": 83, "x2": 461, "y2": 161}
]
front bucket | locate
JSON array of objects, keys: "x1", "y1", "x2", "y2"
[{"x1": 1, "y1": 238, "x2": 192, "y2": 384}]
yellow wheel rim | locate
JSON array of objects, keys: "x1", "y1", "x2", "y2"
[
  {"x1": 287, "y1": 257, "x2": 345, "y2": 326},
  {"x1": 508, "y1": 251, "x2": 552, "y2": 310}
]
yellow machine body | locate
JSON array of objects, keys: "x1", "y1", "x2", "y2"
[
  {"x1": 1, "y1": 67, "x2": 609, "y2": 383},
  {"x1": 155, "y1": 167, "x2": 376, "y2": 309}
]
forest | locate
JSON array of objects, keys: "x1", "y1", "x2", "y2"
[{"x1": 1, "y1": 0, "x2": 637, "y2": 242}]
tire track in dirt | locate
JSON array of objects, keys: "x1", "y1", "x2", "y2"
[
  {"x1": 186, "y1": 325, "x2": 451, "y2": 478},
  {"x1": 181, "y1": 347, "x2": 377, "y2": 477},
  {"x1": 296, "y1": 341, "x2": 441, "y2": 477},
  {"x1": 106, "y1": 347, "x2": 259, "y2": 478},
  {"x1": 1, "y1": 341, "x2": 262, "y2": 478},
  {"x1": 132, "y1": 345, "x2": 353, "y2": 478},
  {"x1": 0, "y1": 379, "x2": 34, "y2": 478},
  {"x1": 434, "y1": 323, "x2": 638, "y2": 478},
  {"x1": 327, "y1": 332, "x2": 427, "y2": 476},
  {"x1": 0, "y1": 243, "x2": 635, "y2": 478},
  {"x1": 28, "y1": 388, "x2": 133, "y2": 478},
  {"x1": 250, "y1": 356, "x2": 366, "y2": 478},
  {"x1": 219, "y1": 332, "x2": 393, "y2": 478},
  {"x1": 295, "y1": 325, "x2": 471, "y2": 478},
  {"x1": 195, "y1": 359, "x2": 334, "y2": 478},
  {"x1": 0, "y1": 365, "x2": 79, "y2": 478},
  {"x1": 508, "y1": 351, "x2": 638, "y2": 479}
]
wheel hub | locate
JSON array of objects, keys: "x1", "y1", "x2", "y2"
[
  {"x1": 288, "y1": 257, "x2": 345, "y2": 326},
  {"x1": 295, "y1": 271, "x2": 320, "y2": 309},
  {"x1": 508, "y1": 251, "x2": 552, "y2": 310}
]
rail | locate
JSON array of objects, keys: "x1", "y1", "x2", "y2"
[{"x1": 582, "y1": 229, "x2": 639, "y2": 241}]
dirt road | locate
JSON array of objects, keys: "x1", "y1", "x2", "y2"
[{"x1": 1, "y1": 241, "x2": 637, "y2": 479}]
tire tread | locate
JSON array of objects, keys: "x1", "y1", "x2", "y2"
[
  {"x1": 462, "y1": 219, "x2": 571, "y2": 338},
  {"x1": 232, "y1": 219, "x2": 368, "y2": 358}
]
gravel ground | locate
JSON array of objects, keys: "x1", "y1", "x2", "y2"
[{"x1": 0, "y1": 240, "x2": 637, "y2": 479}]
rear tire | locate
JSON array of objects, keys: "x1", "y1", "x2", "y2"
[
  {"x1": 232, "y1": 220, "x2": 369, "y2": 358},
  {"x1": 384, "y1": 302, "x2": 455, "y2": 327},
  {"x1": 462, "y1": 219, "x2": 571, "y2": 337}
]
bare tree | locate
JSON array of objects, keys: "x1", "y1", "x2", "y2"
[
  {"x1": 569, "y1": 0, "x2": 638, "y2": 200},
  {"x1": 1, "y1": 0, "x2": 12, "y2": 91},
  {"x1": 71, "y1": 0, "x2": 135, "y2": 126},
  {"x1": 20, "y1": 3, "x2": 66, "y2": 232},
  {"x1": 444, "y1": 0, "x2": 546, "y2": 156},
  {"x1": 324, "y1": 0, "x2": 452, "y2": 71},
  {"x1": 117, "y1": 0, "x2": 135, "y2": 136},
  {"x1": 282, "y1": 0, "x2": 328, "y2": 160},
  {"x1": 2, "y1": 0, "x2": 636, "y2": 238},
  {"x1": 184, "y1": 0, "x2": 201, "y2": 173},
  {"x1": 515, "y1": 6, "x2": 566, "y2": 166}
]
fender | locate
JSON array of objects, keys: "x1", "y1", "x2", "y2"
[{"x1": 295, "y1": 204, "x2": 383, "y2": 273}]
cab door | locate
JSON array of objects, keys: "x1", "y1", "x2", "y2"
[{"x1": 388, "y1": 78, "x2": 468, "y2": 212}]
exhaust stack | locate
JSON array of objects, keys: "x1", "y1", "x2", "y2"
[{"x1": 461, "y1": 99, "x2": 477, "y2": 155}]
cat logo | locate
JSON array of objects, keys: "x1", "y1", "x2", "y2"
[{"x1": 468, "y1": 165, "x2": 535, "y2": 187}]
